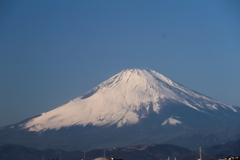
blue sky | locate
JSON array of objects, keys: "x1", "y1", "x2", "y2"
[{"x1": 0, "y1": 0, "x2": 240, "y2": 127}]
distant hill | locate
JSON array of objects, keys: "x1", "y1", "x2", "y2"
[
  {"x1": 73, "y1": 144, "x2": 192, "y2": 160},
  {"x1": 200, "y1": 138, "x2": 240, "y2": 159},
  {"x1": 0, "y1": 144, "x2": 82, "y2": 160},
  {"x1": 0, "y1": 143, "x2": 191, "y2": 160},
  {"x1": 1, "y1": 139, "x2": 240, "y2": 160}
]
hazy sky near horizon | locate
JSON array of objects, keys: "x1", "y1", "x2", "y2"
[{"x1": 0, "y1": 0, "x2": 240, "y2": 127}]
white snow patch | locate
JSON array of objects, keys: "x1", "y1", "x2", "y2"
[{"x1": 162, "y1": 117, "x2": 182, "y2": 125}]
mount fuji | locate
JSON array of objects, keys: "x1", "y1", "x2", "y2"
[{"x1": 1, "y1": 69, "x2": 240, "y2": 151}]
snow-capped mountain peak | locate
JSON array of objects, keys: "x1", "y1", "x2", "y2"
[{"x1": 23, "y1": 69, "x2": 237, "y2": 132}]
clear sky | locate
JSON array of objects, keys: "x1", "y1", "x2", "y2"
[{"x1": 0, "y1": 0, "x2": 240, "y2": 127}]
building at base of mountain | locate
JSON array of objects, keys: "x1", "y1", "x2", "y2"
[
  {"x1": 93, "y1": 157, "x2": 123, "y2": 160},
  {"x1": 219, "y1": 156, "x2": 240, "y2": 160}
]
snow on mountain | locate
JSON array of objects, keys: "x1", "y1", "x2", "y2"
[
  {"x1": 162, "y1": 116, "x2": 182, "y2": 126},
  {"x1": 23, "y1": 69, "x2": 237, "y2": 132}
]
